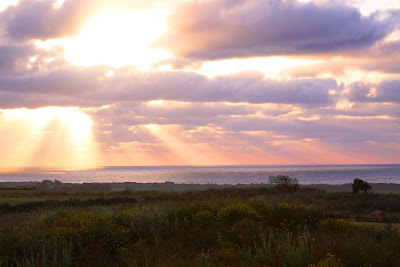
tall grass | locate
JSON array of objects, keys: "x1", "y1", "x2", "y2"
[{"x1": 1, "y1": 188, "x2": 400, "y2": 266}]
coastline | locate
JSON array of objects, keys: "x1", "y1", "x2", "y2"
[{"x1": 2, "y1": 181, "x2": 400, "y2": 193}]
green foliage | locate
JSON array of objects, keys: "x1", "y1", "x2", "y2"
[
  {"x1": 318, "y1": 218, "x2": 361, "y2": 235},
  {"x1": 1, "y1": 187, "x2": 400, "y2": 266},
  {"x1": 192, "y1": 210, "x2": 215, "y2": 228},
  {"x1": 274, "y1": 227, "x2": 311, "y2": 267},
  {"x1": 340, "y1": 231, "x2": 400, "y2": 266},
  {"x1": 211, "y1": 248, "x2": 244, "y2": 265},
  {"x1": 269, "y1": 203, "x2": 324, "y2": 228},
  {"x1": 309, "y1": 253, "x2": 343, "y2": 267},
  {"x1": 247, "y1": 196, "x2": 274, "y2": 220},
  {"x1": 217, "y1": 203, "x2": 261, "y2": 226}
]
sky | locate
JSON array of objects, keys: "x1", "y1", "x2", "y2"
[{"x1": 0, "y1": 0, "x2": 400, "y2": 167}]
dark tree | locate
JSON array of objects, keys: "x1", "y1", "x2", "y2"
[
  {"x1": 352, "y1": 178, "x2": 372, "y2": 193},
  {"x1": 269, "y1": 175, "x2": 299, "y2": 196}
]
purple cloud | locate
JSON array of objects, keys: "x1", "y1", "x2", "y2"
[
  {"x1": 0, "y1": 0, "x2": 99, "y2": 41},
  {"x1": 0, "y1": 68, "x2": 338, "y2": 106},
  {"x1": 156, "y1": 0, "x2": 396, "y2": 60},
  {"x1": 349, "y1": 80, "x2": 400, "y2": 103},
  {"x1": 0, "y1": 45, "x2": 34, "y2": 73},
  {"x1": 82, "y1": 100, "x2": 400, "y2": 158},
  {"x1": 283, "y1": 38, "x2": 400, "y2": 77}
]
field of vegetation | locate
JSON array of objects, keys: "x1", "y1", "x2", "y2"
[{"x1": 1, "y1": 183, "x2": 400, "y2": 266}]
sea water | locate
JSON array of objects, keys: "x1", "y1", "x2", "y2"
[{"x1": 0, "y1": 165, "x2": 400, "y2": 185}]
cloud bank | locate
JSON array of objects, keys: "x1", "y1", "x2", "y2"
[
  {"x1": 0, "y1": 0, "x2": 399, "y2": 165},
  {"x1": 157, "y1": 0, "x2": 397, "y2": 60}
]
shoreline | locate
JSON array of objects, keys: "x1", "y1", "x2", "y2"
[{"x1": 1, "y1": 181, "x2": 400, "y2": 193}]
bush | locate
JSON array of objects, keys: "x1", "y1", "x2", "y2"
[
  {"x1": 247, "y1": 196, "x2": 274, "y2": 220},
  {"x1": 193, "y1": 210, "x2": 215, "y2": 228},
  {"x1": 269, "y1": 175, "x2": 299, "y2": 195},
  {"x1": 352, "y1": 178, "x2": 372, "y2": 194},
  {"x1": 318, "y1": 218, "x2": 360, "y2": 235},
  {"x1": 217, "y1": 203, "x2": 260, "y2": 226},
  {"x1": 309, "y1": 253, "x2": 343, "y2": 267},
  {"x1": 269, "y1": 203, "x2": 323, "y2": 228}
]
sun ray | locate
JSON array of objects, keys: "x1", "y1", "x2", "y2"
[
  {"x1": 0, "y1": 107, "x2": 99, "y2": 167},
  {"x1": 144, "y1": 124, "x2": 232, "y2": 165}
]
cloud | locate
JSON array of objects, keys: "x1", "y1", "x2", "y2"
[
  {"x1": 349, "y1": 80, "x2": 400, "y2": 103},
  {"x1": 0, "y1": 44, "x2": 34, "y2": 73},
  {"x1": 0, "y1": 0, "x2": 182, "y2": 42},
  {"x1": 156, "y1": 0, "x2": 396, "y2": 60},
  {"x1": 0, "y1": 65, "x2": 106, "y2": 95},
  {"x1": 0, "y1": 43, "x2": 68, "y2": 76},
  {"x1": 1, "y1": 71, "x2": 399, "y2": 165},
  {"x1": 104, "y1": 71, "x2": 337, "y2": 105},
  {"x1": 282, "y1": 38, "x2": 400, "y2": 77},
  {"x1": 82, "y1": 94, "x2": 400, "y2": 151},
  {"x1": 0, "y1": 67, "x2": 338, "y2": 107},
  {"x1": 0, "y1": 0, "x2": 398, "y2": 166},
  {"x1": 82, "y1": 99, "x2": 400, "y2": 165},
  {"x1": 0, "y1": 0, "x2": 100, "y2": 41}
]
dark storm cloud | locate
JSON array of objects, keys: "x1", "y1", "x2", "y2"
[{"x1": 156, "y1": 0, "x2": 396, "y2": 60}]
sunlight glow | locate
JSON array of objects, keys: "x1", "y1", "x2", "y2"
[
  {"x1": 351, "y1": 0, "x2": 400, "y2": 15},
  {"x1": 0, "y1": 0, "x2": 19, "y2": 11},
  {"x1": 383, "y1": 30, "x2": 400, "y2": 43},
  {"x1": 0, "y1": 107, "x2": 99, "y2": 167},
  {"x1": 336, "y1": 99, "x2": 355, "y2": 110},
  {"x1": 147, "y1": 100, "x2": 165, "y2": 106},
  {"x1": 199, "y1": 57, "x2": 322, "y2": 78},
  {"x1": 52, "y1": 0, "x2": 66, "y2": 9},
  {"x1": 146, "y1": 100, "x2": 190, "y2": 107},
  {"x1": 144, "y1": 124, "x2": 231, "y2": 165},
  {"x1": 62, "y1": 10, "x2": 171, "y2": 69},
  {"x1": 335, "y1": 115, "x2": 395, "y2": 120}
]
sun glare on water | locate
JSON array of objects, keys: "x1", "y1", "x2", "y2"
[
  {"x1": 62, "y1": 10, "x2": 171, "y2": 69},
  {"x1": 0, "y1": 107, "x2": 99, "y2": 167}
]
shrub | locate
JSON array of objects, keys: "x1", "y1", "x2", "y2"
[
  {"x1": 176, "y1": 204, "x2": 204, "y2": 222},
  {"x1": 273, "y1": 226, "x2": 312, "y2": 267},
  {"x1": 309, "y1": 253, "x2": 343, "y2": 267},
  {"x1": 217, "y1": 203, "x2": 260, "y2": 226},
  {"x1": 211, "y1": 248, "x2": 244, "y2": 265},
  {"x1": 318, "y1": 218, "x2": 360, "y2": 235},
  {"x1": 269, "y1": 203, "x2": 323, "y2": 228},
  {"x1": 193, "y1": 210, "x2": 215, "y2": 228},
  {"x1": 247, "y1": 196, "x2": 274, "y2": 220},
  {"x1": 14, "y1": 209, "x2": 130, "y2": 264},
  {"x1": 352, "y1": 178, "x2": 372, "y2": 194},
  {"x1": 269, "y1": 175, "x2": 299, "y2": 195},
  {"x1": 45, "y1": 212, "x2": 129, "y2": 254}
]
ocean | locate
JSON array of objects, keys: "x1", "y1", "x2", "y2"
[{"x1": 1, "y1": 165, "x2": 400, "y2": 185}]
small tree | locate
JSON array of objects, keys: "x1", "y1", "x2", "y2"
[
  {"x1": 352, "y1": 178, "x2": 372, "y2": 193},
  {"x1": 269, "y1": 175, "x2": 299, "y2": 196}
]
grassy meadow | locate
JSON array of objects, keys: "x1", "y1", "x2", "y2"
[{"x1": 1, "y1": 186, "x2": 400, "y2": 266}]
